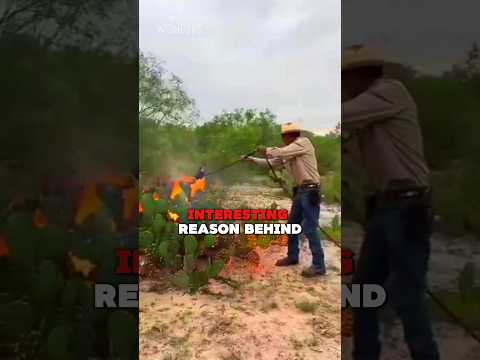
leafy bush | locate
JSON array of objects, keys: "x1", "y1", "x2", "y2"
[
  {"x1": 322, "y1": 172, "x2": 341, "y2": 204},
  {"x1": 139, "y1": 54, "x2": 341, "y2": 199}
]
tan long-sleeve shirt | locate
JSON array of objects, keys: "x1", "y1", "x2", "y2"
[
  {"x1": 342, "y1": 78, "x2": 430, "y2": 193},
  {"x1": 249, "y1": 137, "x2": 321, "y2": 186}
]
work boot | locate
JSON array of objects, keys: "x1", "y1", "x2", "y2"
[
  {"x1": 275, "y1": 257, "x2": 299, "y2": 267},
  {"x1": 301, "y1": 265, "x2": 326, "y2": 277}
]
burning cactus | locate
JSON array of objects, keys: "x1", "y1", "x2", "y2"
[{"x1": 138, "y1": 175, "x2": 226, "y2": 292}]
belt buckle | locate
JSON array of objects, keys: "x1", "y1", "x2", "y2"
[{"x1": 399, "y1": 190, "x2": 422, "y2": 199}]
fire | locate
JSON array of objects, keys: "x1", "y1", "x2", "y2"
[
  {"x1": 139, "y1": 203, "x2": 144, "y2": 214},
  {"x1": 169, "y1": 175, "x2": 207, "y2": 201},
  {"x1": 190, "y1": 177, "x2": 206, "y2": 199},
  {"x1": 33, "y1": 208, "x2": 48, "y2": 228},
  {"x1": 75, "y1": 184, "x2": 103, "y2": 225},
  {"x1": 152, "y1": 192, "x2": 160, "y2": 201},
  {"x1": 69, "y1": 252, "x2": 96, "y2": 278},
  {"x1": 167, "y1": 210, "x2": 180, "y2": 222},
  {"x1": 170, "y1": 176, "x2": 194, "y2": 200}
]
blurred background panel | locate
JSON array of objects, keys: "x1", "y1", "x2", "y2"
[
  {"x1": 0, "y1": 1, "x2": 139, "y2": 359},
  {"x1": 342, "y1": 1, "x2": 480, "y2": 359}
]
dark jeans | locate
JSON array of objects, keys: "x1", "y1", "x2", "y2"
[
  {"x1": 287, "y1": 188, "x2": 326, "y2": 271},
  {"x1": 352, "y1": 196, "x2": 440, "y2": 360}
]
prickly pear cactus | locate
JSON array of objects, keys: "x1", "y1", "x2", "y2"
[
  {"x1": 207, "y1": 259, "x2": 225, "y2": 278},
  {"x1": 61, "y1": 278, "x2": 88, "y2": 319},
  {"x1": 3, "y1": 212, "x2": 38, "y2": 267},
  {"x1": 152, "y1": 214, "x2": 165, "y2": 237},
  {"x1": 171, "y1": 269, "x2": 189, "y2": 287},
  {"x1": 0, "y1": 300, "x2": 34, "y2": 340},
  {"x1": 31, "y1": 260, "x2": 63, "y2": 307},
  {"x1": 46, "y1": 325, "x2": 70, "y2": 360},
  {"x1": 204, "y1": 234, "x2": 216, "y2": 248},
  {"x1": 140, "y1": 193, "x2": 156, "y2": 219},
  {"x1": 156, "y1": 240, "x2": 168, "y2": 259},
  {"x1": 37, "y1": 225, "x2": 70, "y2": 262},
  {"x1": 154, "y1": 198, "x2": 168, "y2": 215},
  {"x1": 140, "y1": 192, "x2": 228, "y2": 293},
  {"x1": 107, "y1": 311, "x2": 138, "y2": 360},
  {"x1": 189, "y1": 270, "x2": 209, "y2": 291},
  {"x1": 183, "y1": 254, "x2": 196, "y2": 274},
  {"x1": 163, "y1": 221, "x2": 176, "y2": 238},
  {"x1": 184, "y1": 235, "x2": 197, "y2": 255},
  {"x1": 70, "y1": 322, "x2": 95, "y2": 360},
  {"x1": 1, "y1": 183, "x2": 140, "y2": 360},
  {"x1": 139, "y1": 230, "x2": 154, "y2": 250}
]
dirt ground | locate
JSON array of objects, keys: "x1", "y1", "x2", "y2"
[{"x1": 139, "y1": 184, "x2": 341, "y2": 360}]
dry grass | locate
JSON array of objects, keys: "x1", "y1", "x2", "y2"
[{"x1": 295, "y1": 300, "x2": 319, "y2": 314}]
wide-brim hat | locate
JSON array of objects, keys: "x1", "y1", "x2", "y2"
[
  {"x1": 342, "y1": 45, "x2": 387, "y2": 72},
  {"x1": 281, "y1": 122, "x2": 302, "y2": 134}
]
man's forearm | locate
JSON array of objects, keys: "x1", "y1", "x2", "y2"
[
  {"x1": 248, "y1": 156, "x2": 283, "y2": 169},
  {"x1": 248, "y1": 157, "x2": 269, "y2": 168}
]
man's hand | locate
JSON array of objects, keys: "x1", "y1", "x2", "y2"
[{"x1": 256, "y1": 146, "x2": 267, "y2": 156}]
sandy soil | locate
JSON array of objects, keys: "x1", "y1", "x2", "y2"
[
  {"x1": 139, "y1": 184, "x2": 341, "y2": 360},
  {"x1": 341, "y1": 221, "x2": 480, "y2": 360}
]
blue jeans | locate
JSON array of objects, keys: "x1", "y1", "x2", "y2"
[
  {"x1": 352, "y1": 197, "x2": 440, "y2": 360},
  {"x1": 287, "y1": 189, "x2": 326, "y2": 271}
]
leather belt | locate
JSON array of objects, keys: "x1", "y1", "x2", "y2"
[
  {"x1": 300, "y1": 183, "x2": 320, "y2": 189},
  {"x1": 293, "y1": 183, "x2": 320, "y2": 192},
  {"x1": 376, "y1": 187, "x2": 430, "y2": 202}
]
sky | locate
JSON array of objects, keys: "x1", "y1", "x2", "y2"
[
  {"x1": 342, "y1": 0, "x2": 480, "y2": 75},
  {"x1": 139, "y1": 0, "x2": 340, "y2": 132}
]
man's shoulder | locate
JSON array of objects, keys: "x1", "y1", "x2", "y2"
[
  {"x1": 369, "y1": 78, "x2": 413, "y2": 103},
  {"x1": 296, "y1": 136, "x2": 313, "y2": 146},
  {"x1": 295, "y1": 137, "x2": 316, "y2": 154}
]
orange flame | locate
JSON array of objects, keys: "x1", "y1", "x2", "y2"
[
  {"x1": 75, "y1": 184, "x2": 103, "y2": 225},
  {"x1": 169, "y1": 176, "x2": 207, "y2": 201},
  {"x1": 139, "y1": 203, "x2": 144, "y2": 214},
  {"x1": 190, "y1": 177, "x2": 207, "y2": 199},
  {"x1": 33, "y1": 208, "x2": 48, "y2": 228},
  {"x1": 170, "y1": 182, "x2": 183, "y2": 200},
  {"x1": 152, "y1": 192, "x2": 160, "y2": 201},
  {"x1": 167, "y1": 210, "x2": 180, "y2": 222},
  {"x1": 170, "y1": 176, "x2": 194, "y2": 200}
]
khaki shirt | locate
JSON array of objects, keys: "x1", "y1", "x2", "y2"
[
  {"x1": 250, "y1": 137, "x2": 321, "y2": 186},
  {"x1": 342, "y1": 78, "x2": 430, "y2": 193}
]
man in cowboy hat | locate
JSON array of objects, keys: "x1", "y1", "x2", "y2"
[
  {"x1": 245, "y1": 122, "x2": 326, "y2": 277},
  {"x1": 342, "y1": 45, "x2": 440, "y2": 360}
]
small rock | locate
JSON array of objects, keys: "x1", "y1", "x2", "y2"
[{"x1": 206, "y1": 279, "x2": 234, "y2": 296}]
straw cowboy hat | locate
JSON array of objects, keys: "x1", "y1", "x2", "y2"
[
  {"x1": 281, "y1": 122, "x2": 303, "y2": 135},
  {"x1": 342, "y1": 45, "x2": 387, "y2": 72}
]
